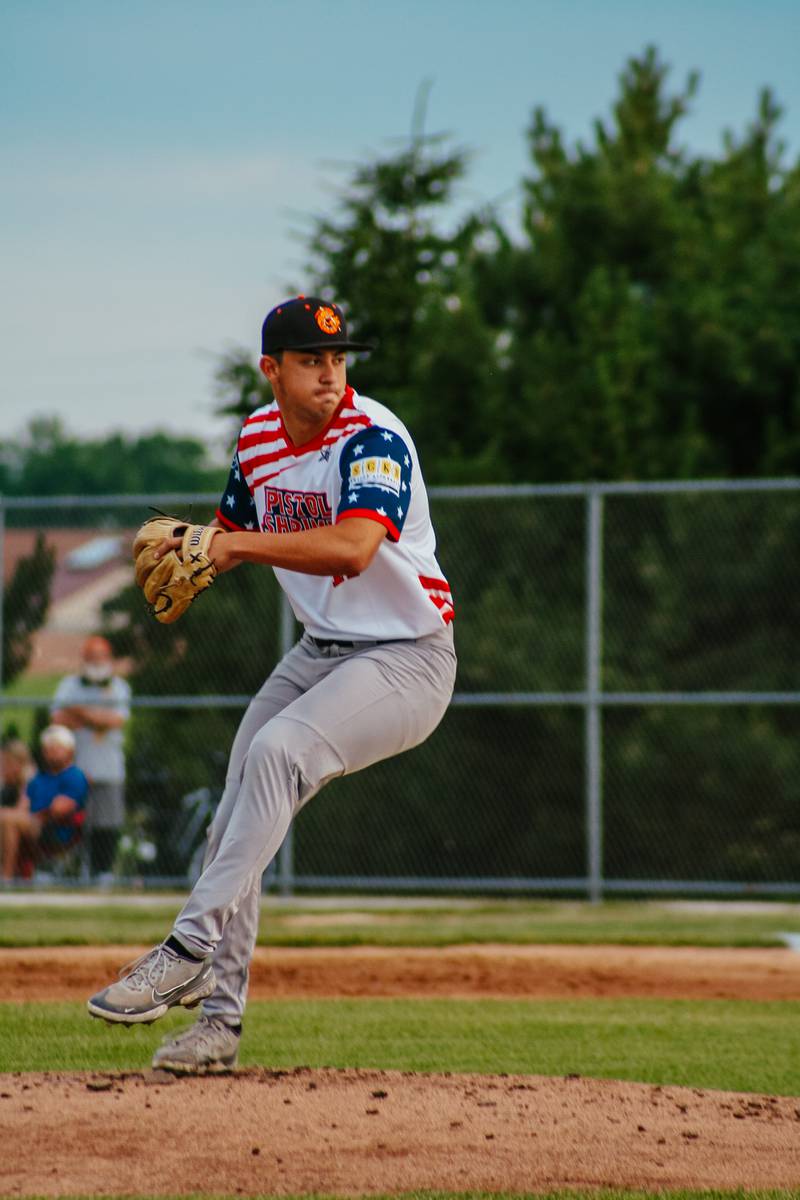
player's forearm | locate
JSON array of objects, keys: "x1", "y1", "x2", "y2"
[{"x1": 219, "y1": 522, "x2": 382, "y2": 577}]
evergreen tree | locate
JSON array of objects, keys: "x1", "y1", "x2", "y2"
[
  {"x1": 2, "y1": 534, "x2": 55, "y2": 685},
  {"x1": 502, "y1": 47, "x2": 800, "y2": 482},
  {"x1": 215, "y1": 104, "x2": 508, "y2": 482},
  {"x1": 302, "y1": 120, "x2": 509, "y2": 483},
  {"x1": 213, "y1": 350, "x2": 271, "y2": 429},
  {"x1": 213, "y1": 50, "x2": 800, "y2": 486}
]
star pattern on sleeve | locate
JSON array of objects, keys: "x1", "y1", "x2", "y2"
[
  {"x1": 218, "y1": 449, "x2": 257, "y2": 531},
  {"x1": 336, "y1": 425, "x2": 413, "y2": 541}
]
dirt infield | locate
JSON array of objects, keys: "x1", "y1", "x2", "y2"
[
  {"x1": 3, "y1": 944, "x2": 800, "y2": 1195},
  {"x1": 5, "y1": 941, "x2": 800, "y2": 1001}
]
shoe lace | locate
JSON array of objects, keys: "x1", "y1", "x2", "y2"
[{"x1": 118, "y1": 945, "x2": 172, "y2": 993}]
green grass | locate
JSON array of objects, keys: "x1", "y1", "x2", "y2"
[
  {"x1": 0, "y1": 900, "x2": 186, "y2": 946},
  {"x1": 3, "y1": 997, "x2": 800, "y2": 1095},
  {"x1": 2, "y1": 897, "x2": 800, "y2": 947},
  {"x1": 1, "y1": 673, "x2": 61, "y2": 742}
]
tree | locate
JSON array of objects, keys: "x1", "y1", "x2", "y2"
[
  {"x1": 302, "y1": 110, "x2": 512, "y2": 483},
  {"x1": 498, "y1": 47, "x2": 800, "y2": 482},
  {"x1": 215, "y1": 98, "x2": 509, "y2": 483},
  {"x1": 2, "y1": 533, "x2": 55, "y2": 686},
  {"x1": 0, "y1": 418, "x2": 226, "y2": 507},
  {"x1": 213, "y1": 351, "x2": 271, "y2": 430}
]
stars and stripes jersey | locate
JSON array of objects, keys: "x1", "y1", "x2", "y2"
[{"x1": 215, "y1": 386, "x2": 454, "y2": 641}]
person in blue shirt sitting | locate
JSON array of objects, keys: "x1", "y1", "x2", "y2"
[{"x1": 0, "y1": 725, "x2": 88, "y2": 880}]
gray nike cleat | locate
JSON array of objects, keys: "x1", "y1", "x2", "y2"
[
  {"x1": 87, "y1": 943, "x2": 216, "y2": 1025},
  {"x1": 152, "y1": 1015, "x2": 240, "y2": 1074}
]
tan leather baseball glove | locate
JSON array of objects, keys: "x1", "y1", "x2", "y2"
[{"x1": 133, "y1": 516, "x2": 221, "y2": 623}]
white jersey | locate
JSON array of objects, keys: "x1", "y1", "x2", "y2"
[{"x1": 216, "y1": 387, "x2": 454, "y2": 641}]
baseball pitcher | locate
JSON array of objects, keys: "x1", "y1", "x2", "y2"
[{"x1": 87, "y1": 295, "x2": 456, "y2": 1073}]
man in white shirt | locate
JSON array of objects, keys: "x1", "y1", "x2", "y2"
[{"x1": 52, "y1": 635, "x2": 130, "y2": 880}]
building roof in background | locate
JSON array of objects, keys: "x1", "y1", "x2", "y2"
[
  {"x1": 3, "y1": 530, "x2": 133, "y2": 602},
  {"x1": 4, "y1": 529, "x2": 135, "y2": 677}
]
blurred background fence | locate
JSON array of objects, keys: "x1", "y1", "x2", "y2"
[{"x1": 2, "y1": 479, "x2": 800, "y2": 897}]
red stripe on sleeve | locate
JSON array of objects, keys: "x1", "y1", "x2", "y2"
[{"x1": 337, "y1": 508, "x2": 401, "y2": 542}]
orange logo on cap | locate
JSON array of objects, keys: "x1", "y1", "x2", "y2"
[{"x1": 315, "y1": 305, "x2": 341, "y2": 335}]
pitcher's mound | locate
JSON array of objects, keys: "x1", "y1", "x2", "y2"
[{"x1": 2, "y1": 1066, "x2": 800, "y2": 1195}]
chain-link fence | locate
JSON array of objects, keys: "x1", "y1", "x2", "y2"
[{"x1": 2, "y1": 480, "x2": 800, "y2": 896}]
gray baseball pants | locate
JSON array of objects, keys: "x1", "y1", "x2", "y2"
[{"x1": 171, "y1": 625, "x2": 456, "y2": 1024}]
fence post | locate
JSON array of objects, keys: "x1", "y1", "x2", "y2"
[
  {"x1": 276, "y1": 593, "x2": 296, "y2": 896},
  {"x1": 585, "y1": 488, "x2": 604, "y2": 903}
]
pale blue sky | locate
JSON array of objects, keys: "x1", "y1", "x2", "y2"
[{"x1": 3, "y1": 0, "x2": 799, "y2": 458}]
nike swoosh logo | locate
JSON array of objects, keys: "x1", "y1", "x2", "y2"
[{"x1": 153, "y1": 977, "x2": 202, "y2": 1002}]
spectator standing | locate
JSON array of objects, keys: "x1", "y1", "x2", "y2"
[
  {"x1": 52, "y1": 635, "x2": 131, "y2": 881},
  {"x1": 0, "y1": 725, "x2": 88, "y2": 879}
]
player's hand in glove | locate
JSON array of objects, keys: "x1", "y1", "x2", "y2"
[{"x1": 133, "y1": 516, "x2": 223, "y2": 623}]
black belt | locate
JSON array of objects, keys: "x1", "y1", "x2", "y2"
[{"x1": 307, "y1": 634, "x2": 414, "y2": 650}]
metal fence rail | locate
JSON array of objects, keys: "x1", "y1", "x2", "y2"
[{"x1": 2, "y1": 479, "x2": 800, "y2": 897}]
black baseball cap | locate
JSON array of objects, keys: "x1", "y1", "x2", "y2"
[{"x1": 261, "y1": 296, "x2": 373, "y2": 355}]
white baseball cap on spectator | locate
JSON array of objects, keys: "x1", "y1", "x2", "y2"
[{"x1": 40, "y1": 724, "x2": 76, "y2": 752}]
